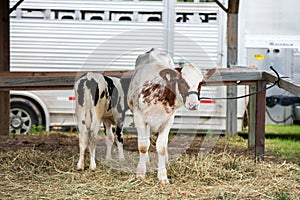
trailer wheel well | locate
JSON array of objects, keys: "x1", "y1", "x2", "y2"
[{"x1": 10, "y1": 95, "x2": 46, "y2": 128}]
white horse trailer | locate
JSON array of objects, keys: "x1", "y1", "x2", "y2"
[
  {"x1": 239, "y1": 0, "x2": 300, "y2": 125},
  {"x1": 9, "y1": 0, "x2": 247, "y2": 134}
]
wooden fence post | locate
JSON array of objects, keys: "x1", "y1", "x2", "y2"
[
  {"x1": 226, "y1": 0, "x2": 239, "y2": 135},
  {"x1": 248, "y1": 84, "x2": 256, "y2": 148},
  {"x1": 255, "y1": 81, "x2": 266, "y2": 161},
  {"x1": 0, "y1": 0, "x2": 10, "y2": 135}
]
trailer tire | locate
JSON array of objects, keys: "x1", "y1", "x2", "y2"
[{"x1": 10, "y1": 98, "x2": 43, "y2": 134}]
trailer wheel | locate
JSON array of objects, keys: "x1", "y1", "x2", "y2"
[{"x1": 10, "y1": 98, "x2": 43, "y2": 134}]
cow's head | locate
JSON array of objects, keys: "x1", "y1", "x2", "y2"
[{"x1": 159, "y1": 64, "x2": 215, "y2": 110}]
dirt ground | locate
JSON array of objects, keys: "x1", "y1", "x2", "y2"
[{"x1": 0, "y1": 132, "x2": 272, "y2": 161}]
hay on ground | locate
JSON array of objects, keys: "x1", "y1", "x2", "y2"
[{"x1": 0, "y1": 133, "x2": 299, "y2": 200}]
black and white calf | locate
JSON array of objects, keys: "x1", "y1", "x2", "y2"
[{"x1": 74, "y1": 72, "x2": 129, "y2": 170}]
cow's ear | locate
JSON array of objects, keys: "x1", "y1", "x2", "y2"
[
  {"x1": 175, "y1": 67, "x2": 183, "y2": 73},
  {"x1": 199, "y1": 68, "x2": 216, "y2": 87},
  {"x1": 203, "y1": 68, "x2": 216, "y2": 82},
  {"x1": 159, "y1": 69, "x2": 179, "y2": 82}
]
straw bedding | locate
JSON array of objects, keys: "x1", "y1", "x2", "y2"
[{"x1": 0, "y1": 132, "x2": 299, "y2": 199}]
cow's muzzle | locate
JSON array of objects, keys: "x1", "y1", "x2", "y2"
[{"x1": 181, "y1": 91, "x2": 200, "y2": 101}]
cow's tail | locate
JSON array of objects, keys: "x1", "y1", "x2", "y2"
[{"x1": 83, "y1": 72, "x2": 94, "y2": 129}]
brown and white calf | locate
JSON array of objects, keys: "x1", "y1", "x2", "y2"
[
  {"x1": 127, "y1": 48, "x2": 215, "y2": 183},
  {"x1": 74, "y1": 72, "x2": 129, "y2": 170}
]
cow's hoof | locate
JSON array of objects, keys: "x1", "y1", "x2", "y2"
[
  {"x1": 136, "y1": 163, "x2": 146, "y2": 179},
  {"x1": 118, "y1": 155, "x2": 125, "y2": 161},
  {"x1": 89, "y1": 162, "x2": 96, "y2": 171},
  {"x1": 77, "y1": 166, "x2": 84, "y2": 171},
  {"x1": 89, "y1": 166, "x2": 96, "y2": 171},
  {"x1": 159, "y1": 179, "x2": 169, "y2": 185},
  {"x1": 136, "y1": 173, "x2": 146, "y2": 180},
  {"x1": 77, "y1": 162, "x2": 84, "y2": 171},
  {"x1": 158, "y1": 170, "x2": 169, "y2": 184},
  {"x1": 136, "y1": 168, "x2": 146, "y2": 179},
  {"x1": 105, "y1": 156, "x2": 113, "y2": 161}
]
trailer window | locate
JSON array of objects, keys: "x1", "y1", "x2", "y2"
[
  {"x1": 21, "y1": 9, "x2": 45, "y2": 19},
  {"x1": 119, "y1": 16, "x2": 132, "y2": 21},
  {"x1": 91, "y1": 16, "x2": 103, "y2": 20},
  {"x1": 139, "y1": 12, "x2": 162, "y2": 22},
  {"x1": 52, "y1": 10, "x2": 76, "y2": 20},
  {"x1": 110, "y1": 12, "x2": 133, "y2": 21},
  {"x1": 176, "y1": 13, "x2": 193, "y2": 23},
  {"x1": 199, "y1": 13, "x2": 217, "y2": 23},
  {"x1": 147, "y1": 17, "x2": 160, "y2": 22},
  {"x1": 81, "y1": 11, "x2": 104, "y2": 21},
  {"x1": 61, "y1": 16, "x2": 74, "y2": 20}
]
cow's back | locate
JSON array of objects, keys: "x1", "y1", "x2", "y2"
[
  {"x1": 128, "y1": 49, "x2": 176, "y2": 110},
  {"x1": 135, "y1": 48, "x2": 175, "y2": 69},
  {"x1": 75, "y1": 73, "x2": 108, "y2": 128}
]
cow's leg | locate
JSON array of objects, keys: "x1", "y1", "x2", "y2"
[
  {"x1": 103, "y1": 120, "x2": 114, "y2": 160},
  {"x1": 76, "y1": 107, "x2": 88, "y2": 170},
  {"x1": 112, "y1": 110, "x2": 125, "y2": 160},
  {"x1": 77, "y1": 123, "x2": 88, "y2": 170},
  {"x1": 156, "y1": 117, "x2": 174, "y2": 184},
  {"x1": 89, "y1": 121, "x2": 100, "y2": 170},
  {"x1": 116, "y1": 124, "x2": 125, "y2": 160},
  {"x1": 135, "y1": 110, "x2": 150, "y2": 179}
]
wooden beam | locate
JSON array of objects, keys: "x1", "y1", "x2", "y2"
[
  {"x1": 0, "y1": 67, "x2": 263, "y2": 80},
  {"x1": 0, "y1": 70, "x2": 133, "y2": 78},
  {"x1": 0, "y1": 69, "x2": 265, "y2": 90},
  {"x1": 0, "y1": 76, "x2": 76, "y2": 90},
  {"x1": 0, "y1": 0, "x2": 9, "y2": 69},
  {"x1": 226, "y1": 0, "x2": 239, "y2": 135},
  {"x1": 263, "y1": 71, "x2": 300, "y2": 97},
  {"x1": 255, "y1": 81, "x2": 266, "y2": 161},
  {"x1": 0, "y1": 71, "x2": 133, "y2": 90},
  {"x1": 227, "y1": 0, "x2": 240, "y2": 14},
  {"x1": 205, "y1": 67, "x2": 263, "y2": 82},
  {"x1": 227, "y1": 0, "x2": 239, "y2": 64},
  {"x1": 0, "y1": 0, "x2": 10, "y2": 135}
]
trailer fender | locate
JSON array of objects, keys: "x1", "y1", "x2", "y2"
[{"x1": 10, "y1": 91, "x2": 51, "y2": 132}]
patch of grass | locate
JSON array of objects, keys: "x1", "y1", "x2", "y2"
[
  {"x1": 220, "y1": 135, "x2": 300, "y2": 164},
  {"x1": 218, "y1": 135, "x2": 248, "y2": 148},
  {"x1": 29, "y1": 125, "x2": 46, "y2": 135},
  {"x1": 265, "y1": 125, "x2": 300, "y2": 141},
  {"x1": 239, "y1": 125, "x2": 300, "y2": 140},
  {"x1": 274, "y1": 191, "x2": 292, "y2": 200},
  {"x1": 237, "y1": 125, "x2": 300, "y2": 164},
  {"x1": 265, "y1": 125, "x2": 300, "y2": 135},
  {"x1": 266, "y1": 138, "x2": 300, "y2": 164}
]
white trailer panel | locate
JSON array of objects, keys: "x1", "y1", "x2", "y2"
[{"x1": 9, "y1": 0, "x2": 246, "y2": 133}]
